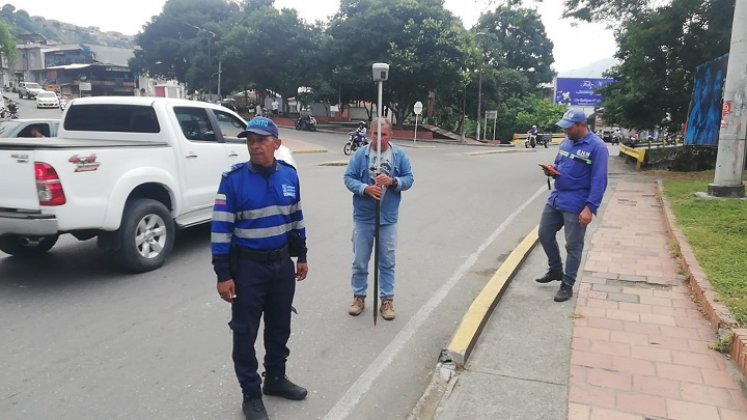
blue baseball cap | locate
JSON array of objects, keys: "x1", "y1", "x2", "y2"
[
  {"x1": 238, "y1": 116, "x2": 279, "y2": 138},
  {"x1": 556, "y1": 109, "x2": 588, "y2": 129}
]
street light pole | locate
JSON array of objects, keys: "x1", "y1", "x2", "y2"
[
  {"x1": 475, "y1": 31, "x2": 487, "y2": 142},
  {"x1": 187, "y1": 23, "x2": 217, "y2": 100},
  {"x1": 217, "y1": 58, "x2": 222, "y2": 100},
  {"x1": 476, "y1": 69, "x2": 482, "y2": 141}
]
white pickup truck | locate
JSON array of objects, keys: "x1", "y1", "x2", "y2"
[{"x1": 0, "y1": 97, "x2": 295, "y2": 272}]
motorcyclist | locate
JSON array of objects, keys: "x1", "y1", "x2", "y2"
[
  {"x1": 526, "y1": 124, "x2": 538, "y2": 147},
  {"x1": 5, "y1": 99, "x2": 19, "y2": 118},
  {"x1": 354, "y1": 121, "x2": 367, "y2": 146}
]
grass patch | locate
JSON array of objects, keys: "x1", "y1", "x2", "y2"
[{"x1": 647, "y1": 170, "x2": 747, "y2": 325}]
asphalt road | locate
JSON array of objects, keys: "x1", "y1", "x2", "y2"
[{"x1": 1, "y1": 104, "x2": 560, "y2": 419}]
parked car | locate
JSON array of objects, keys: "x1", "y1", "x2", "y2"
[
  {"x1": 36, "y1": 91, "x2": 60, "y2": 109},
  {"x1": 17, "y1": 82, "x2": 44, "y2": 99},
  {"x1": 0, "y1": 119, "x2": 60, "y2": 138}
]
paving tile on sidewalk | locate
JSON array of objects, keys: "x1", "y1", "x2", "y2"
[{"x1": 569, "y1": 178, "x2": 747, "y2": 420}]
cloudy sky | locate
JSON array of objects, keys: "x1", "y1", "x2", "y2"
[{"x1": 5, "y1": 0, "x2": 617, "y2": 73}]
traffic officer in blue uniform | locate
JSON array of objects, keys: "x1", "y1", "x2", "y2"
[
  {"x1": 535, "y1": 109, "x2": 608, "y2": 302},
  {"x1": 211, "y1": 117, "x2": 308, "y2": 420}
]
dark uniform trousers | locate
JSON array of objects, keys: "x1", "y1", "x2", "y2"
[{"x1": 230, "y1": 252, "x2": 296, "y2": 397}]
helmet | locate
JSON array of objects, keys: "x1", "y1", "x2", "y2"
[
  {"x1": 532, "y1": 125, "x2": 537, "y2": 129},
  {"x1": 359, "y1": 121, "x2": 366, "y2": 127}
]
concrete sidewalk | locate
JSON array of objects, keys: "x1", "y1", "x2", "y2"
[{"x1": 430, "y1": 165, "x2": 747, "y2": 419}]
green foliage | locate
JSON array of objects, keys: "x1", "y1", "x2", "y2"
[
  {"x1": 489, "y1": 95, "x2": 565, "y2": 142},
  {"x1": 662, "y1": 174, "x2": 747, "y2": 325},
  {"x1": 130, "y1": 0, "x2": 238, "y2": 92},
  {"x1": 0, "y1": 18, "x2": 17, "y2": 68},
  {"x1": 221, "y1": 3, "x2": 321, "y2": 106},
  {"x1": 131, "y1": 0, "x2": 319, "y2": 102},
  {"x1": 475, "y1": 6, "x2": 555, "y2": 89},
  {"x1": 574, "y1": 0, "x2": 733, "y2": 131},
  {"x1": 326, "y1": 0, "x2": 470, "y2": 127},
  {"x1": 561, "y1": 0, "x2": 650, "y2": 22},
  {"x1": 127, "y1": 0, "x2": 567, "y2": 132}
]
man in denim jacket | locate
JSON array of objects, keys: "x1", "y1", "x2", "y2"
[
  {"x1": 343, "y1": 117, "x2": 414, "y2": 320},
  {"x1": 536, "y1": 109, "x2": 608, "y2": 302}
]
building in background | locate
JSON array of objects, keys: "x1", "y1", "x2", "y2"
[{"x1": 11, "y1": 35, "x2": 135, "y2": 97}]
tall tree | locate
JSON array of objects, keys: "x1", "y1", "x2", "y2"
[
  {"x1": 598, "y1": 0, "x2": 733, "y2": 129},
  {"x1": 561, "y1": 0, "x2": 651, "y2": 22},
  {"x1": 475, "y1": 6, "x2": 555, "y2": 89},
  {"x1": 0, "y1": 19, "x2": 18, "y2": 71},
  {"x1": 219, "y1": 1, "x2": 322, "y2": 107},
  {"x1": 326, "y1": 0, "x2": 470, "y2": 128},
  {"x1": 130, "y1": 0, "x2": 238, "y2": 93}
]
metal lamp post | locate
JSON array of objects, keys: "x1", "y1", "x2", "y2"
[
  {"x1": 187, "y1": 24, "x2": 217, "y2": 100},
  {"x1": 371, "y1": 62, "x2": 389, "y2": 326},
  {"x1": 476, "y1": 68, "x2": 482, "y2": 141},
  {"x1": 475, "y1": 31, "x2": 488, "y2": 142}
]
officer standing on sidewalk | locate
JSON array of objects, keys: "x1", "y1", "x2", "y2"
[
  {"x1": 211, "y1": 116, "x2": 309, "y2": 420},
  {"x1": 536, "y1": 109, "x2": 608, "y2": 302}
]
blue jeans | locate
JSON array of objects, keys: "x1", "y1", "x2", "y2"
[
  {"x1": 351, "y1": 222, "x2": 397, "y2": 299},
  {"x1": 538, "y1": 204, "x2": 587, "y2": 286}
]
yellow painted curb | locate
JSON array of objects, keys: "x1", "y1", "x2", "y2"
[
  {"x1": 465, "y1": 149, "x2": 536, "y2": 156},
  {"x1": 447, "y1": 226, "x2": 539, "y2": 365}
]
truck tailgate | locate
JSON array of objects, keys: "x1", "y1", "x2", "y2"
[{"x1": 0, "y1": 150, "x2": 39, "y2": 210}]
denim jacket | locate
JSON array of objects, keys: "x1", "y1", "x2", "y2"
[{"x1": 344, "y1": 143, "x2": 414, "y2": 224}]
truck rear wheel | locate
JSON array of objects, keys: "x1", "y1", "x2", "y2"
[
  {"x1": 0, "y1": 234, "x2": 59, "y2": 257},
  {"x1": 115, "y1": 198, "x2": 174, "y2": 272}
]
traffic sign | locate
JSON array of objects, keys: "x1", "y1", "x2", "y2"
[{"x1": 414, "y1": 101, "x2": 423, "y2": 115}]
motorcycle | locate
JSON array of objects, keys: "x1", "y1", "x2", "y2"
[
  {"x1": 296, "y1": 114, "x2": 317, "y2": 131},
  {"x1": 344, "y1": 131, "x2": 368, "y2": 155},
  {"x1": 525, "y1": 133, "x2": 537, "y2": 148},
  {"x1": 1, "y1": 106, "x2": 18, "y2": 119}
]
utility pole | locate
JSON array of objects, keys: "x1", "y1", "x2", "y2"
[{"x1": 709, "y1": 0, "x2": 747, "y2": 197}]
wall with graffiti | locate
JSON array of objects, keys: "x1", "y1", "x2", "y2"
[{"x1": 685, "y1": 54, "x2": 728, "y2": 146}]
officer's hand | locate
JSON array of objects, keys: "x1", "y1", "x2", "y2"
[
  {"x1": 296, "y1": 262, "x2": 308, "y2": 281},
  {"x1": 364, "y1": 185, "x2": 383, "y2": 201},
  {"x1": 579, "y1": 207, "x2": 593, "y2": 227},
  {"x1": 217, "y1": 279, "x2": 237, "y2": 303}
]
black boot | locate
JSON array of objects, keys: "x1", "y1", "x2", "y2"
[
  {"x1": 242, "y1": 395, "x2": 269, "y2": 420},
  {"x1": 263, "y1": 375, "x2": 308, "y2": 400},
  {"x1": 554, "y1": 283, "x2": 574, "y2": 302},
  {"x1": 536, "y1": 270, "x2": 563, "y2": 284}
]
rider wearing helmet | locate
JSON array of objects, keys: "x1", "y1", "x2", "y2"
[{"x1": 355, "y1": 121, "x2": 367, "y2": 146}]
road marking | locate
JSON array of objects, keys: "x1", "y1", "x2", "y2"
[{"x1": 322, "y1": 184, "x2": 548, "y2": 420}]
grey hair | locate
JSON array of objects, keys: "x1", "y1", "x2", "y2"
[{"x1": 370, "y1": 116, "x2": 392, "y2": 130}]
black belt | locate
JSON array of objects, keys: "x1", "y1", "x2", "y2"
[{"x1": 234, "y1": 245, "x2": 288, "y2": 262}]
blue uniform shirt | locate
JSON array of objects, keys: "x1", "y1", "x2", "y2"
[
  {"x1": 549, "y1": 132, "x2": 609, "y2": 214},
  {"x1": 211, "y1": 160, "x2": 306, "y2": 282}
]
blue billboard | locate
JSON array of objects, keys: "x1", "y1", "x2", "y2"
[
  {"x1": 685, "y1": 54, "x2": 727, "y2": 146},
  {"x1": 554, "y1": 78, "x2": 615, "y2": 107}
]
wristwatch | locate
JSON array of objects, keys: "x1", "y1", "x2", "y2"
[{"x1": 391, "y1": 177, "x2": 398, "y2": 188}]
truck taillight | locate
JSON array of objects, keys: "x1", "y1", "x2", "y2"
[{"x1": 34, "y1": 162, "x2": 66, "y2": 206}]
